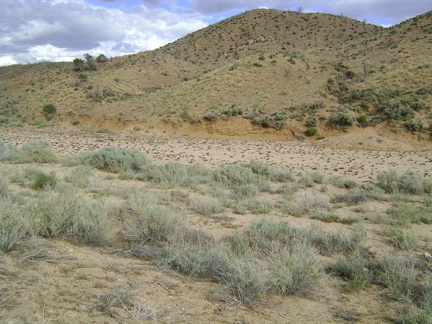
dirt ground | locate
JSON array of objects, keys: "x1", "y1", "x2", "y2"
[{"x1": 0, "y1": 125, "x2": 431, "y2": 323}]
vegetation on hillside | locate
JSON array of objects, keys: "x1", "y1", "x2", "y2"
[{"x1": 0, "y1": 9, "x2": 431, "y2": 137}]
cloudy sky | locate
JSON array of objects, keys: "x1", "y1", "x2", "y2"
[{"x1": 0, "y1": 0, "x2": 430, "y2": 66}]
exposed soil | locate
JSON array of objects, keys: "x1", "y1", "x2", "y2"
[{"x1": 0, "y1": 125, "x2": 431, "y2": 323}]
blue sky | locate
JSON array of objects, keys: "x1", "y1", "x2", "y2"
[{"x1": 0, "y1": 0, "x2": 430, "y2": 66}]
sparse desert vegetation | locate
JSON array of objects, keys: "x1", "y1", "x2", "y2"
[
  {"x1": 0, "y1": 6, "x2": 432, "y2": 323},
  {"x1": 0, "y1": 139, "x2": 431, "y2": 322}
]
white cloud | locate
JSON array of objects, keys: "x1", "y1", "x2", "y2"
[{"x1": 0, "y1": 0, "x2": 206, "y2": 66}]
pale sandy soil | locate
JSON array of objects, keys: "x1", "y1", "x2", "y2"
[
  {"x1": 1, "y1": 126, "x2": 431, "y2": 182},
  {"x1": 0, "y1": 125, "x2": 431, "y2": 323}
]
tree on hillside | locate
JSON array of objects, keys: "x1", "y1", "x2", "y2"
[{"x1": 96, "y1": 54, "x2": 108, "y2": 63}]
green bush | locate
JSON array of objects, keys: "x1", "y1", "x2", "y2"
[
  {"x1": 29, "y1": 170, "x2": 57, "y2": 190},
  {"x1": 305, "y1": 127, "x2": 318, "y2": 137},
  {"x1": 42, "y1": 103, "x2": 57, "y2": 120},
  {"x1": 404, "y1": 120, "x2": 424, "y2": 132},
  {"x1": 357, "y1": 115, "x2": 369, "y2": 127}
]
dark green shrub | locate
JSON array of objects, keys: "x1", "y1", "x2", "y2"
[
  {"x1": 404, "y1": 120, "x2": 424, "y2": 132},
  {"x1": 30, "y1": 171, "x2": 57, "y2": 190},
  {"x1": 305, "y1": 127, "x2": 317, "y2": 137},
  {"x1": 357, "y1": 115, "x2": 369, "y2": 127},
  {"x1": 42, "y1": 103, "x2": 57, "y2": 120}
]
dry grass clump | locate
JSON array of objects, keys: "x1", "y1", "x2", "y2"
[
  {"x1": 124, "y1": 205, "x2": 187, "y2": 245},
  {"x1": 27, "y1": 191, "x2": 110, "y2": 245},
  {"x1": 0, "y1": 196, "x2": 26, "y2": 253},
  {"x1": 282, "y1": 191, "x2": 330, "y2": 216},
  {"x1": 189, "y1": 196, "x2": 224, "y2": 216}
]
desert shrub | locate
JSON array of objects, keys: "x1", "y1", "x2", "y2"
[
  {"x1": 385, "y1": 203, "x2": 427, "y2": 225},
  {"x1": 190, "y1": 196, "x2": 224, "y2": 216},
  {"x1": 305, "y1": 127, "x2": 318, "y2": 137},
  {"x1": 213, "y1": 164, "x2": 262, "y2": 188},
  {"x1": 211, "y1": 251, "x2": 270, "y2": 306},
  {"x1": 310, "y1": 172, "x2": 325, "y2": 184},
  {"x1": 396, "y1": 308, "x2": 431, "y2": 324},
  {"x1": 269, "y1": 243, "x2": 324, "y2": 295},
  {"x1": 26, "y1": 192, "x2": 109, "y2": 244},
  {"x1": 307, "y1": 223, "x2": 367, "y2": 255},
  {"x1": 7, "y1": 140, "x2": 59, "y2": 163},
  {"x1": 71, "y1": 147, "x2": 151, "y2": 174},
  {"x1": 305, "y1": 116, "x2": 318, "y2": 127},
  {"x1": 241, "y1": 160, "x2": 269, "y2": 176},
  {"x1": 268, "y1": 165, "x2": 295, "y2": 182},
  {"x1": 64, "y1": 165, "x2": 93, "y2": 188},
  {"x1": 145, "y1": 161, "x2": 192, "y2": 187},
  {"x1": 376, "y1": 169, "x2": 399, "y2": 194},
  {"x1": 389, "y1": 227, "x2": 420, "y2": 250},
  {"x1": 380, "y1": 255, "x2": 417, "y2": 303},
  {"x1": 203, "y1": 111, "x2": 218, "y2": 121},
  {"x1": 382, "y1": 103, "x2": 414, "y2": 121},
  {"x1": 357, "y1": 115, "x2": 369, "y2": 127},
  {"x1": 404, "y1": 120, "x2": 424, "y2": 132},
  {"x1": 232, "y1": 183, "x2": 259, "y2": 198},
  {"x1": 125, "y1": 191, "x2": 157, "y2": 215},
  {"x1": 243, "y1": 218, "x2": 296, "y2": 250},
  {"x1": 0, "y1": 139, "x2": 17, "y2": 161},
  {"x1": 332, "y1": 188, "x2": 367, "y2": 205},
  {"x1": 0, "y1": 198, "x2": 26, "y2": 252},
  {"x1": 0, "y1": 176, "x2": 9, "y2": 198},
  {"x1": 329, "y1": 176, "x2": 359, "y2": 189},
  {"x1": 166, "y1": 240, "x2": 217, "y2": 277},
  {"x1": 329, "y1": 110, "x2": 355, "y2": 128},
  {"x1": 27, "y1": 170, "x2": 57, "y2": 190},
  {"x1": 42, "y1": 103, "x2": 57, "y2": 120},
  {"x1": 124, "y1": 206, "x2": 187, "y2": 245},
  {"x1": 335, "y1": 251, "x2": 373, "y2": 290},
  {"x1": 398, "y1": 170, "x2": 425, "y2": 194},
  {"x1": 242, "y1": 199, "x2": 273, "y2": 214},
  {"x1": 67, "y1": 201, "x2": 109, "y2": 245},
  {"x1": 282, "y1": 191, "x2": 330, "y2": 217}
]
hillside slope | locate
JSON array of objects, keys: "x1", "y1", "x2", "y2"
[{"x1": 0, "y1": 9, "x2": 431, "y2": 141}]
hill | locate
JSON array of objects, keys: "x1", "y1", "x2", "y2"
[{"x1": 0, "y1": 9, "x2": 431, "y2": 141}]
